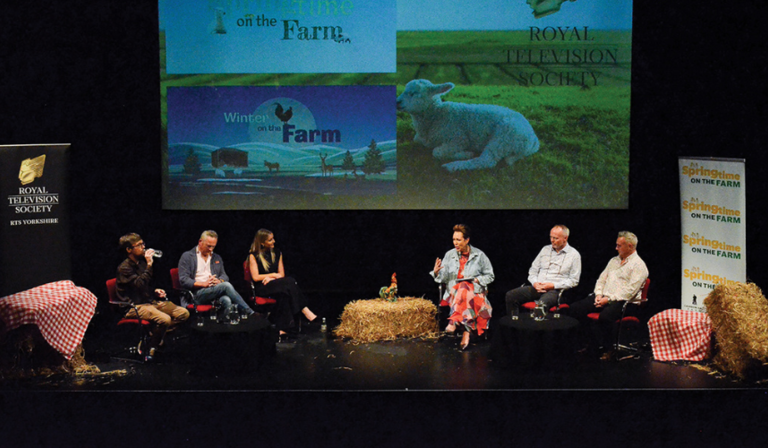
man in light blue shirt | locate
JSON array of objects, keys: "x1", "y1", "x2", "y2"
[{"x1": 504, "y1": 225, "x2": 581, "y2": 317}]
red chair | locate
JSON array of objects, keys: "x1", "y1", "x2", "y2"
[
  {"x1": 243, "y1": 259, "x2": 277, "y2": 313},
  {"x1": 431, "y1": 283, "x2": 450, "y2": 333},
  {"x1": 587, "y1": 278, "x2": 651, "y2": 354},
  {"x1": 106, "y1": 278, "x2": 151, "y2": 362},
  {"x1": 438, "y1": 283, "x2": 450, "y2": 308},
  {"x1": 170, "y1": 267, "x2": 216, "y2": 319}
]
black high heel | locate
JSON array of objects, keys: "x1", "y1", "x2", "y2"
[{"x1": 301, "y1": 315, "x2": 323, "y2": 333}]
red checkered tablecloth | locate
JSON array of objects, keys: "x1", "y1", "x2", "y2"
[
  {"x1": 0, "y1": 281, "x2": 97, "y2": 360},
  {"x1": 648, "y1": 309, "x2": 712, "y2": 361}
]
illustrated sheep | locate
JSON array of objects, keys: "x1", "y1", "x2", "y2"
[
  {"x1": 211, "y1": 8, "x2": 227, "y2": 34},
  {"x1": 396, "y1": 79, "x2": 539, "y2": 172}
]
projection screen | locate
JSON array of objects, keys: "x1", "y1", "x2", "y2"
[{"x1": 160, "y1": 0, "x2": 632, "y2": 210}]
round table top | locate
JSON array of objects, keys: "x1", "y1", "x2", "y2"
[
  {"x1": 189, "y1": 314, "x2": 271, "y2": 334},
  {"x1": 498, "y1": 314, "x2": 579, "y2": 331}
]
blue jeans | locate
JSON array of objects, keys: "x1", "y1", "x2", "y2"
[{"x1": 193, "y1": 282, "x2": 254, "y2": 318}]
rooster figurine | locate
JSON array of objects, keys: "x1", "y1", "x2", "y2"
[{"x1": 379, "y1": 273, "x2": 398, "y2": 302}]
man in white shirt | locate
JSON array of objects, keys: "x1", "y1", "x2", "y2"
[
  {"x1": 568, "y1": 231, "x2": 649, "y2": 359},
  {"x1": 504, "y1": 225, "x2": 581, "y2": 317}
]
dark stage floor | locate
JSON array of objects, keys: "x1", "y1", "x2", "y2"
[
  {"x1": 4, "y1": 315, "x2": 768, "y2": 447},
  {"x1": 2, "y1": 315, "x2": 763, "y2": 391}
]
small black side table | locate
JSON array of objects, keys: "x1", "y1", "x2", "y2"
[
  {"x1": 490, "y1": 314, "x2": 579, "y2": 369},
  {"x1": 188, "y1": 315, "x2": 278, "y2": 374}
]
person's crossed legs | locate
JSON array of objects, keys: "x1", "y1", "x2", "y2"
[{"x1": 194, "y1": 282, "x2": 254, "y2": 320}]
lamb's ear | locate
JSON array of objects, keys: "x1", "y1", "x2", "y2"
[{"x1": 434, "y1": 82, "x2": 455, "y2": 96}]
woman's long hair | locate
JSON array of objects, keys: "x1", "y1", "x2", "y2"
[{"x1": 249, "y1": 228, "x2": 276, "y2": 271}]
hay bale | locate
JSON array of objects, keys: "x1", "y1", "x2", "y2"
[
  {"x1": 0, "y1": 325, "x2": 100, "y2": 380},
  {"x1": 704, "y1": 282, "x2": 768, "y2": 378},
  {"x1": 334, "y1": 296, "x2": 439, "y2": 343}
]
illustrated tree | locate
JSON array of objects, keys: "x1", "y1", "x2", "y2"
[
  {"x1": 362, "y1": 139, "x2": 385, "y2": 175},
  {"x1": 183, "y1": 148, "x2": 201, "y2": 175},
  {"x1": 341, "y1": 150, "x2": 356, "y2": 173}
]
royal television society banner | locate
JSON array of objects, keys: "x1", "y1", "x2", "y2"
[
  {"x1": 1, "y1": 144, "x2": 71, "y2": 297},
  {"x1": 679, "y1": 157, "x2": 746, "y2": 313}
]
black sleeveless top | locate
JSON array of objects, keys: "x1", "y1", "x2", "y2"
[{"x1": 250, "y1": 248, "x2": 282, "y2": 275}]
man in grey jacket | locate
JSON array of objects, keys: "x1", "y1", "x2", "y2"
[{"x1": 177, "y1": 230, "x2": 254, "y2": 321}]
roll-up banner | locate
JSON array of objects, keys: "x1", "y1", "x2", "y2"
[
  {"x1": 0, "y1": 144, "x2": 71, "y2": 297},
  {"x1": 679, "y1": 157, "x2": 746, "y2": 313}
]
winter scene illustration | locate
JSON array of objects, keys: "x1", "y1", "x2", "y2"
[{"x1": 165, "y1": 86, "x2": 396, "y2": 209}]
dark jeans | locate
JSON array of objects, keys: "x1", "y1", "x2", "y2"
[
  {"x1": 567, "y1": 297, "x2": 625, "y2": 350},
  {"x1": 505, "y1": 285, "x2": 561, "y2": 316}
]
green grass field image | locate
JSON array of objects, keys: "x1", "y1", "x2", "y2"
[{"x1": 160, "y1": 30, "x2": 631, "y2": 209}]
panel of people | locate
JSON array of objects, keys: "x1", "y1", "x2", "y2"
[
  {"x1": 431, "y1": 224, "x2": 648, "y2": 356},
  {"x1": 115, "y1": 224, "x2": 647, "y2": 360},
  {"x1": 115, "y1": 229, "x2": 321, "y2": 360}
]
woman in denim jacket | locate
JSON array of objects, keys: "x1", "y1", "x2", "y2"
[{"x1": 430, "y1": 224, "x2": 494, "y2": 349}]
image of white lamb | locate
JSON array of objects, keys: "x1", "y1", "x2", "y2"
[
  {"x1": 210, "y1": 8, "x2": 227, "y2": 34},
  {"x1": 396, "y1": 79, "x2": 539, "y2": 172}
]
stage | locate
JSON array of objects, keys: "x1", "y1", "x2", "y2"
[
  {"x1": 3, "y1": 0, "x2": 768, "y2": 444},
  {"x1": 2, "y1": 313, "x2": 767, "y2": 446},
  {"x1": 0, "y1": 314, "x2": 759, "y2": 391}
]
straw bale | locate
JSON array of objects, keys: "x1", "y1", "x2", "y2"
[
  {"x1": 704, "y1": 282, "x2": 768, "y2": 378},
  {"x1": 0, "y1": 324, "x2": 101, "y2": 380},
  {"x1": 334, "y1": 296, "x2": 439, "y2": 343}
]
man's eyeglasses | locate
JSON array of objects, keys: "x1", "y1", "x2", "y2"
[{"x1": 132, "y1": 242, "x2": 146, "y2": 248}]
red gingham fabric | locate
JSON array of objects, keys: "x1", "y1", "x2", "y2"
[
  {"x1": 648, "y1": 309, "x2": 712, "y2": 361},
  {"x1": 0, "y1": 281, "x2": 97, "y2": 360}
]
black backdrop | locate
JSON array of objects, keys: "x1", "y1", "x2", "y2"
[{"x1": 2, "y1": 0, "x2": 767, "y2": 445}]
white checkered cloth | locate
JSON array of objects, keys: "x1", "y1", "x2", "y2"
[
  {"x1": 0, "y1": 281, "x2": 97, "y2": 360},
  {"x1": 648, "y1": 309, "x2": 712, "y2": 361}
]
